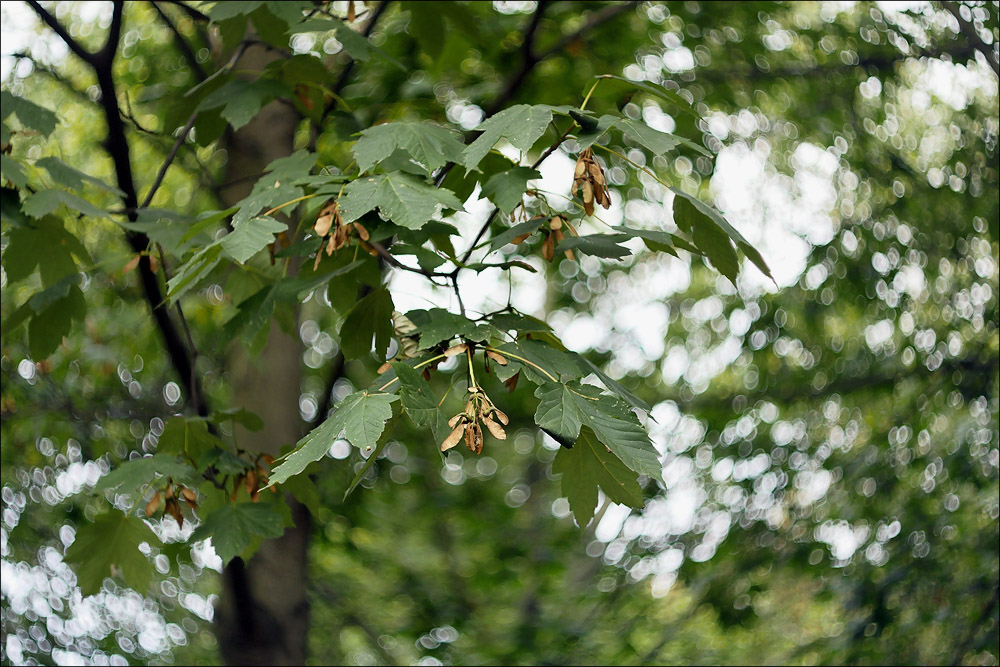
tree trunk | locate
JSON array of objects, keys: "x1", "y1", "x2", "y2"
[{"x1": 212, "y1": 43, "x2": 311, "y2": 666}]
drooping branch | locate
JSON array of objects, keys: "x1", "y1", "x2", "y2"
[{"x1": 25, "y1": 0, "x2": 96, "y2": 65}]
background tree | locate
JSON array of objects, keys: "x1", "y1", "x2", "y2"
[{"x1": 1, "y1": 2, "x2": 997, "y2": 666}]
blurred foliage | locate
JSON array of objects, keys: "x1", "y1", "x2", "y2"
[{"x1": 1, "y1": 1, "x2": 997, "y2": 666}]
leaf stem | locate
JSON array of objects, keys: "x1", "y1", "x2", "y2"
[
  {"x1": 376, "y1": 353, "x2": 448, "y2": 391},
  {"x1": 484, "y1": 346, "x2": 558, "y2": 383}
]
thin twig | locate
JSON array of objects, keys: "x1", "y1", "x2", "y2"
[
  {"x1": 141, "y1": 112, "x2": 197, "y2": 207},
  {"x1": 26, "y1": 0, "x2": 95, "y2": 65},
  {"x1": 151, "y1": 1, "x2": 207, "y2": 80}
]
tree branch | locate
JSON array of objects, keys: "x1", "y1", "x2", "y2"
[
  {"x1": 35, "y1": 0, "x2": 211, "y2": 419},
  {"x1": 25, "y1": 0, "x2": 95, "y2": 65},
  {"x1": 151, "y1": 1, "x2": 207, "y2": 80},
  {"x1": 141, "y1": 111, "x2": 198, "y2": 208}
]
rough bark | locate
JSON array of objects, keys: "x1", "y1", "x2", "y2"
[{"x1": 212, "y1": 43, "x2": 311, "y2": 666}]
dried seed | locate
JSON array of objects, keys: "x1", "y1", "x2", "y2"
[
  {"x1": 145, "y1": 491, "x2": 161, "y2": 517},
  {"x1": 448, "y1": 414, "x2": 462, "y2": 428},
  {"x1": 444, "y1": 343, "x2": 468, "y2": 357},
  {"x1": 180, "y1": 487, "x2": 197, "y2": 504},
  {"x1": 314, "y1": 213, "x2": 334, "y2": 237},
  {"x1": 485, "y1": 350, "x2": 508, "y2": 366},
  {"x1": 352, "y1": 222, "x2": 370, "y2": 241},
  {"x1": 505, "y1": 371, "x2": 520, "y2": 393},
  {"x1": 122, "y1": 255, "x2": 141, "y2": 275},
  {"x1": 441, "y1": 425, "x2": 465, "y2": 451},
  {"x1": 511, "y1": 232, "x2": 532, "y2": 245},
  {"x1": 542, "y1": 233, "x2": 555, "y2": 262},
  {"x1": 492, "y1": 407, "x2": 510, "y2": 425},
  {"x1": 482, "y1": 415, "x2": 507, "y2": 440},
  {"x1": 148, "y1": 254, "x2": 160, "y2": 274},
  {"x1": 549, "y1": 216, "x2": 563, "y2": 230},
  {"x1": 376, "y1": 361, "x2": 392, "y2": 374}
]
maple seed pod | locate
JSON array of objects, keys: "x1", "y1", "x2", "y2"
[
  {"x1": 352, "y1": 222, "x2": 370, "y2": 241},
  {"x1": 542, "y1": 232, "x2": 555, "y2": 262},
  {"x1": 122, "y1": 254, "x2": 141, "y2": 275},
  {"x1": 180, "y1": 487, "x2": 197, "y2": 504},
  {"x1": 485, "y1": 350, "x2": 508, "y2": 366},
  {"x1": 511, "y1": 232, "x2": 532, "y2": 245},
  {"x1": 482, "y1": 415, "x2": 507, "y2": 440},
  {"x1": 145, "y1": 491, "x2": 161, "y2": 517},
  {"x1": 550, "y1": 216, "x2": 564, "y2": 231},
  {"x1": 442, "y1": 424, "x2": 465, "y2": 452},
  {"x1": 448, "y1": 414, "x2": 462, "y2": 428},
  {"x1": 444, "y1": 343, "x2": 468, "y2": 357},
  {"x1": 505, "y1": 371, "x2": 520, "y2": 393},
  {"x1": 245, "y1": 469, "x2": 258, "y2": 496},
  {"x1": 376, "y1": 361, "x2": 392, "y2": 374},
  {"x1": 148, "y1": 254, "x2": 160, "y2": 274},
  {"x1": 492, "y1": 408, "x2": 510, "y2": 425}
]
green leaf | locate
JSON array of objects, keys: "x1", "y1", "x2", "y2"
[
  {"x1": 0, "y1": 91, "x2": 57, "y2": 135},
  {"x1": 575, "y1": 355, "x2": 652, "y2": 413},
  {"x1": 156, "y1": 418, "x2": 223, "y2": 462},
  {"x1": 597, "y1": 75, "x2": 703, "y2": 121},
  {"x1": 341, "y1": 286, "x2": 395, "y2": 360},
  {"x1": 671, "y1": 192, "x2": 739, "y2": 283},
  {"x1": 534, "y1": 381, "x2": 662, "y2": 480},
  {"x1": 493, "y1": 339, "x2": 581, "y2": 384},
  {"x1": 554, "y1": 427, "x2": 644, "y2": 526},
  {"x1": 613, "y1": 117, "x2": 681, "y2": 156},
  {"x1": 670, "y1": 188, "x2": 773, "y2": 281},
  {"x1": 95, "y1": 454, "x2": 199, "y2": 495},
  {"x1": 22, "y1": 189, "x2": 108, "y2": 219},
  {"x1": 482, "y1": 167, "x2": 541, "y2": 214},
  {"x1": 189, "y1": 502, "x2": 288, "y2": 564},
  {"x1": 463, "y1": 104, "x2": 554, "y2": 170},
  {"x1": 353, "y1": 121, "x2": 466, "y2": 175},
  {"x1": 197, "y1": 79, "x2": 291, "y2": 131},
  {"x1": 288, "y1": 18, "x2": 403, "y2": 68},
  {"x1": 339, "y1": 173, "x2": 463, "y2": 230},
  {"x1": 610, "y1": 225, "x2": 678, "y2": 256},
  {"x1": 343, "y1": 407, "x2": 401, "y2": 499},
  {"x1": 36, "y1": 157, "x2": 124, "y2": 195},
  {"x1": 28, "y1": 285, "x2": 86, "y2": 360},
  {"x1": 64, "y1": 512, "x2": 160, "y2": 596},
  {"x1": 268, "y1": 390, "x2": 399, "y2": 486},
  {"x1": 556, "y1": 234, "x2": 632, "y2": 259},
  {"x1": 221, "y1": 215, "x2": 287, "y2": 264},
  {"x1": 0, "y1": 187, "x2": 28, "y2": 227},
  {"x1": 0, "y1": 154, "x2": 27, "y2": 189},
  {"x1": 167, "y1": 242, "x2": 223, "y2": 301},
  {"x1": 28, "y1": 273, "x2": 80, "y2": 312},
  {"x1": 408, "y1": 308, "x2": 491, "y2": 350},
  {"x1": 390, "y1": 243, "x2": 447, "y2": 271},
  {"x1": 489, "y1": 217, "x2": 547, "y2": 251},
  {"x1": 392, "y1": 361, "x2": 451, "y2": 444},
  {"x1": 207, "y1": 1, "x2": 264, "y2": 21}
]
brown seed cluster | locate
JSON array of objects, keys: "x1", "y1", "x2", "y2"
[
  {"x1": 441, "y1": 386, "x2": 509, "y2": 455},
  {"x1": 313, "y1": 199, "x2": 372, "y2": 269},
  {"x1": 572, "y1": 148, "x2": 611, "y2": 216},
  {"x1": 541, "y1": 215, "x2": 576, "y2": 263},
  {"x1": 232, "y1": 454, "x2": 276, "y2": 503},
  {"x1": 145, "y1": 478, "x2": 199, "y2": 526}
]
